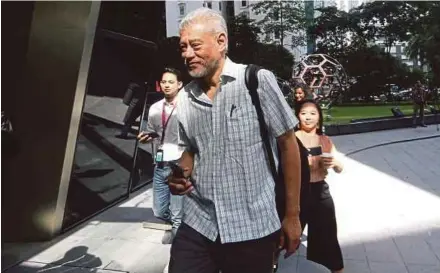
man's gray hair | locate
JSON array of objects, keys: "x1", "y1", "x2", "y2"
[{"x1": 179, "y1": 7, "x2": 228, "y2": 39}]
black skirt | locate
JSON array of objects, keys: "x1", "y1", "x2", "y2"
[{"x1": 300, "y1": 180, "x2": 344, "y2": 271}]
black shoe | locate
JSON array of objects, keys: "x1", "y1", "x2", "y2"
[
  {"x1": 115, "y1": 133, "x2": 129, "y2": 139},
  {"x1": 420, "y1": 124, "x2": 428, "y2": 127}
]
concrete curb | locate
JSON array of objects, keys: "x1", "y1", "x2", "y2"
[
  {"x1": 326, "y1": 113, "x2": 439, "y2": 136},
  {"x1": 345, "y1": 134, "x2": 440, "y2": 156}
]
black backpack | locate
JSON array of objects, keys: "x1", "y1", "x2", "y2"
[{"x1": 244, "y1": 64, "x2": 310, "y2": 220}]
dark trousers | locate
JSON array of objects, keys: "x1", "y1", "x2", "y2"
[
  {"x1": 300, "y1": 181, "x2": 343, "y2": 271},
  {"x1": 121, "y1": 98, "x2": 143, "y2": 134},
  {"x1": 169, "y1": 223, "x2": 279, "y2": 273}
]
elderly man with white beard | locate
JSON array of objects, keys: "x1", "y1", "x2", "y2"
[{"x1": 167, "y1": 8, "x2": 302, "y2": 273}]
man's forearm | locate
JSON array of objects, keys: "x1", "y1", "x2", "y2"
[{"x1": 278, "y1": 131, "x2": 301, "y2": 217}]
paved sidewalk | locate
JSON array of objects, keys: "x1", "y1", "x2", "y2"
[
  {"x1": 277, "y1": 126, "x2": 440, "y2": 273},
  {"x1": 2, "y1": 126, "x2": 440, "y2": 273}
]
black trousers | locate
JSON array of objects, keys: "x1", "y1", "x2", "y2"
[
  {"x1": 121, "y1": 98, "x2": 143, "y2": 134},
  {"x1": 300, "y1": 181, "x2": 343, "y2": 271},
  {"x1": 169, "y1": 223, "x2": 280, "y2": 273}
]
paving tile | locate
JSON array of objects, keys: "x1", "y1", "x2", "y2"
[
  {"x1": 71, "y1": 222, "x2": 135, "y2": 239},
  {"x1": 276, "y1": 254, "x2": 298, "y2": 273},
  {"x1": 3, "y1": 261, "x2": 125, "y2": 273},
  {"x1": 407, "y1": 264, "x2": 440, "y2": 273},
  {"x1": 123, "y1": 246, "x2": 170, "y2": 273},
  {"x1": 343, "y1": 260, "x2": 371, "y2": 273},
  {"x1": 101, "y1": 240, "x2": 169, "y2": 272},
  {"x1": 68, "y1": 238, "x2": 131, "y2": 269},
  {"x1": 341, "y1": 243, "x2": 367, "y2": 261},
  {"x1": 425, "y1": 245, "x2": 440, "y2": 264},
  {"x1": 295, "y1": 256, "x2": 329, "y2": 273},
  {"x1": 364, "y1": 239, "x2": 404, "y2": 263},
  {"x1": 28, "y1": 237, "x2": 99, "y2": 264},
  {"x1": 116, "y1": 223, "x2": 168, "y2": 243},
  {"x1": 394, "y1": 235, "x2": 439, "y2": 265},
  {"x1": 369, "y1": 261, "x2": 408, "y2": 273},
  {"x1": 104, "y1": 241, "x2": 169, "y2": 273},
  {"x1": 425, "y1": 229, "x2": 440, "y2": 249},
  {"x1": 1, "y1": 242, "x2": 54, "y2": 271}
]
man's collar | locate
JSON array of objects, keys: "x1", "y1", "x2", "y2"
[
  {"x1": 220, "y1": 58, "x2": 238, "y2": 83},
  {"x1": 164, "y1": 97, "x2": 177, "y2": 106}
]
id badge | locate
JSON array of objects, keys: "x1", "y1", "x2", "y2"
[{"x1": 155, "y1": 149, "x2": 164, "y2": 163}]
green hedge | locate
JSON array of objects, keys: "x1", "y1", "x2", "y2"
[{"x1": 334, "y1": 101, "x2": 437, "y2": 107}]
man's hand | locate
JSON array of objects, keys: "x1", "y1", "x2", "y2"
[
  {"x1": 279, "y1": 215, "x2": 302, "y2": 258},
  {"x1": 277, "y1": 130, "x2": 302, "y2": 257},
  {"x1": 137, "y1": 132, "x2": 153, "y2": 143},
  {"x1": 167, "y1": 166, "x2": 194, "y2": 195}
]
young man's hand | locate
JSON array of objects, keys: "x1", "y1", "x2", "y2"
[{"x1": 137, "y1": 132, "x2": 153, "y2": 143}]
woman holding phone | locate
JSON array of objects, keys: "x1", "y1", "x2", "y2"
[{"x1": 294, "y1": 99, "x2": 344, "y2": 273}]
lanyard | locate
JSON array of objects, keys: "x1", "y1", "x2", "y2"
[{"x1": 160, "y1": 102, "x2": 176, "y2": 144}]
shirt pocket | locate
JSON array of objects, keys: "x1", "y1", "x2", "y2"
[{"x1": 225, "y1": 104, "x2": 260, "y2": 146}]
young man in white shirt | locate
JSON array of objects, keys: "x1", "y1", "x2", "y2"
[{"x1": 138, "y1": 68, "x2": 183, "y2": 243}]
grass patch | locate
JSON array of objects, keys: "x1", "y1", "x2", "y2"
[{"x1": 323, "y1": 105, "x2": 414, "y2": 124}]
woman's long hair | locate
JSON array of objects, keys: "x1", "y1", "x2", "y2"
[{"x1": 294, "y1": 99, "x2": 324, "y2": 135}]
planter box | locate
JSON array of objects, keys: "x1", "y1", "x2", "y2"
[{"x1": 326, "y1": 114, "x2": 439, "y2": 136}]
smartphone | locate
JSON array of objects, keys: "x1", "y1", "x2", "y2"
[
  {"x1": 308, "y1": 146, "x2": 323, "y2": 156},
  {"x1": 168, "y1": 162, "x2": 185, "y2": 178},
  {"x1": 147, "y1": 132, "x2": 160, "y2": 139}
]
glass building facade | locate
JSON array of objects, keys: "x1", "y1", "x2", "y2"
[{"x1": 2, "y1": 1, "x2": 169, "y2": 242}]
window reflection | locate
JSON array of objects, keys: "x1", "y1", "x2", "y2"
[
  {"x1": 62, "y1": 1, "x2": 169, "y2": 230},
  {"x1": 62, "y1": 30, "x2": 161, "y2": 229}
]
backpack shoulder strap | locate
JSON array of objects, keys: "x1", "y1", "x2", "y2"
[{"x1": 245, "y1": 65, "x2": 278, "y2": 180}]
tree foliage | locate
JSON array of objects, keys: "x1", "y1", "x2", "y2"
[
  {"x1": 227, "y1": 14, "x2": 294, "y2": 80},
  {"x1": 343, "y1": 46, "x2": 413, "y2": 98},
  {"x1": 309, "y1": 6, "x2": 354, "y2": 59},
  {"x1": 404, "y1": 2, "x2": 440, "y2": 86},
  {"x1": 253, "y1": 43, "x2": 294, "y2": 80},
  {"x1": 251, "y1": 0, "x2": 307, "y2": 49},
  {"x1": 227, "y1": 14, "x2": 261, "y2": 64},
  {"x1": 351, "y1": 1, "x2": 416, "y2": 53},
  {"x1": 307, "y1": 0, "x2": 440, "y2": 97}
]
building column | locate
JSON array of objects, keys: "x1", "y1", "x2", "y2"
[{"x1": 2, "y1": 1, "x2": 101, "y2": 241}]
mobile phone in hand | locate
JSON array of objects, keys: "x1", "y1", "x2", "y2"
[
  {"x1": 308, "y1": 146, "x2": 323, "y2": 156},
  {"x1": 147, "y1": 132, "x2": 159, "y2": 139},
  {"x1": 169, "y1": 162, "x2": 185, "y2": 178}
]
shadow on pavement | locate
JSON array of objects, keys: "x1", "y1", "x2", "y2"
[{"x1": 2, "y1": 246, "x2": 103, "y2": 273}]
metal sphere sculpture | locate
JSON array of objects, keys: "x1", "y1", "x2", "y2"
[{"x1": 292, "y1": 54, "x2": 348, "y2": 105}]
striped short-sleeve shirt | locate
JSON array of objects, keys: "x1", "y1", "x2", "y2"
[{"x1": 176, "y1": 58, "x2": 298, "y2": 243}]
